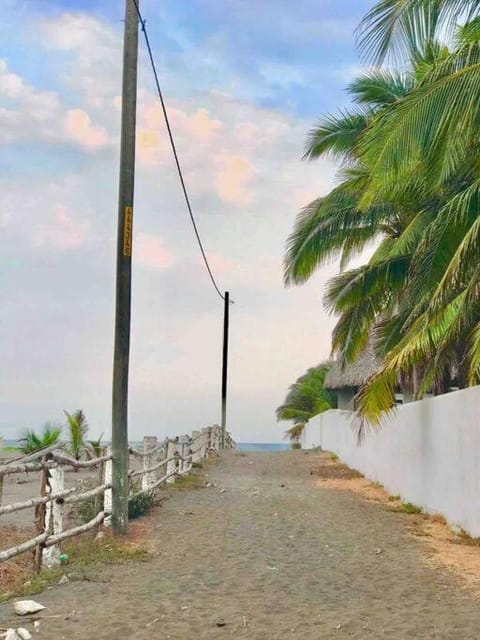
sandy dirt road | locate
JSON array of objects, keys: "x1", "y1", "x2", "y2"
[{"x1": 1, "y1": 450, "x2": 479, "y2": 639}]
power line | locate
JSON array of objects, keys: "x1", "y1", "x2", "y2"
[{"x1": 131, "y1": 0, "x2": 227, "y2": 302}]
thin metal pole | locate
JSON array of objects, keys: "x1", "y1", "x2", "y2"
[
  {"x1": 221, "y1": 291, "x2": 230, "y2": 449},
  {"x1": 111, "y1": 0, "x2": 139, "y2": 535}
]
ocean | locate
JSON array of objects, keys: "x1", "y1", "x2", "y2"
[
  {"x1": 2, "y1": 439, "x2": 290, "y2": 453},
  {"x1": 236, "y1": 443, "x2": 290, "y2": 452}
]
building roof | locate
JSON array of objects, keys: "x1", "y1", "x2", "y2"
[{"x1": 325, "y1": 341, "x2": 380, "y2": 390}]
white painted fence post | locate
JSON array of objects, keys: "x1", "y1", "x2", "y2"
[
  {"x1": 42, "y1": 466, "x2": 64, "y2": 567},
  {"x1": 166, "y1": 439, "x2": 176, "y2": 484},
  {"x1": 179, "y1": 435, "x2": 190, "y2": 473},
  {"x1": 213, "y1": 425, "x2": 220, "y2": 451},
  {"x1": 200, "y1": 428, "x2": 208, "y2": 460},
  {"x1": 191, "y1": 431, "x2": 201, "y2": 464},
  {"x1": 104, "y1": 445, "x2": 112, "y2": 527},
  {"x1": 142, "y1": 436, "x2": 158, "y2": 492}
]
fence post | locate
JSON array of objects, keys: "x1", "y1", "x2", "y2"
[
  {"x1": 33, "y1": 464, "x2": 48, "y2": 572},
  {"x1": 142, "y1": 436, "x2": 158, "y2": 492},
  {"x1": 166, "y1": 439, "x2": 176, "y2": 484},
  {"x1": 191, "y1": 431, "x2": 200, "y2": 464},
  {"x1": 179, "y1": 435, "x2": 189, "y2": 473},
  {"x1": 213, "y1": 426, "x2": 221, "y2": 451},
  {"x1": 201, "y1": 428, "x2": 210, "y2": 459},
  {"x1": 42, "y1": 465, "x2": 64, "y2": 567},
  {"x1": 104, "y1": 446, "x2": 113, "y2": 527}
]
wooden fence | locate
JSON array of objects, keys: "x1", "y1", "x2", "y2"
[{"x1": 0, "y1": 425, "x2": 235, "y2": 569}]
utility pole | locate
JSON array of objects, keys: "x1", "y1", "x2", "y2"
[
  {"x1": 221, "y1": 291, "x2": 230, "y2": 449},
  {"x1": 111, "y1": 0, "x2": 139, "y2": 534}
]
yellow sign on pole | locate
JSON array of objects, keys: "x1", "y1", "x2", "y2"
[{"x1": 123, "y1": 206, "x2": 133, "y2": 257}]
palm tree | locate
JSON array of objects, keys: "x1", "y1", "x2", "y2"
[
  {"x1": 285, "y1": 64, "x2": 433, "y2": 367},
  {"x1": 284, "y1": 423, "x2": 305, "y2": 449},
  {"x1": 64, "y1": 409, "x2": 89, "y2": 462},
  {"x1": 19, "y1": 423, "x2": 62, "y2": 454},
  {"x1": 276, "y1": 363, "x2": 336, "y2": 429},
  {"x1": 348, "y1": 4, "x2": 480, "y2": 425},
  {"x1": 286, "y1": 7, "x2": 480, "y2": 428}
]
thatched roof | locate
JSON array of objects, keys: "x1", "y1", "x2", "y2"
[{"x1": 325, "y1": 342, "x2": 380, "y2": 390}]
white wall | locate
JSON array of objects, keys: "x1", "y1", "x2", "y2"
[{"x1": 302, "y1": 386, "x2": 480, "y2": 536}]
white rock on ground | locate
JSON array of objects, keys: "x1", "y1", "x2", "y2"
[
  {"x1": 3, "y1": 629, "x2": 32, "y2": 640},
  {"x1": 13, "y1": 601, "x2": 45, "y2": 616}
]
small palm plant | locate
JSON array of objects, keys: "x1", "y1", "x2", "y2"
[
  {"x1": 284, "y1": 424, "x2": 304, "y2": 450},
  {"x1": 85, "y1": 433, "x2": 104, "y2": 460},
  {"x1": 64, "y1": 409, "x2": 89, "y2": 462},
  {"x1": 19, "y1": 423, "x2": 62, "y2": 454}
]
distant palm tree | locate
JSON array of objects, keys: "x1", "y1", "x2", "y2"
[
  {"x1": 19, "y1": 423, "x2": 62, "y2": 454},
  {"x1": 86, "y1": 433, "x2": 104, "y2": 459},
  {"x1": 276, "y1": 363, "x2": 335, "y2": 426},
  {"x1": 64, "y1": 409, "x2": 89, "y2": 462},
  {"x1": 284, "y1": 423, "x2": 305, "y2": 447}
]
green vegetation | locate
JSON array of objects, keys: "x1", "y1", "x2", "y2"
[
  {"x1": 18, "y1": 423, "x2": 62, "y2": 454},
  {"x1": 284, "y1": 0, "x2": 480, "y2": 429},
  {"x1": 128, "y1": 491, "x2": 156, "y2": 520},
  {"x1": 395, "y1": 502, "x2": 423, "y2": 515},
  {"x1": 277, "y1": 362, "x2": 336, "y2": 441},
  {"x1": 169, "y1": 472, "x2": 205, "y2": 490},
  {"x1": 64, "y1": 409, "x2": 88, "y2": 461}
]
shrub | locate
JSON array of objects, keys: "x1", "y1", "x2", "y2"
[
  {"x1": 19, "y1": 423, "x2": 62, "y2": 453},
  {"x1": 291, "y1": 442, "x2": 301, "y2": 450},
  {"x1": 128, "y1": 491, "x2": 155, "y2": 520}
]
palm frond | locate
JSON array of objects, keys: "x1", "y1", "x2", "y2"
[
  {"x1": 348, "y1": 69, "x2": 415, "y2": 106},
  {"x1": 356, "y1": 0, "x2": 475, "y2": 63},
  {"x1": 303, "y1": 110, "x2": 369, "y2": 162}
]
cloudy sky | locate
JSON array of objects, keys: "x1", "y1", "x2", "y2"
[{"x1": 1, "y1": 0, "x2": 373, "y2": 443}]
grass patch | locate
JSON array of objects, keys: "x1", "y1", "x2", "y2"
[
  {"x1": 0, "y1": 446, "x2": 21, "y2": 453},
  {"x1": 0, "y1": 527, "x2": 148, "y2": 603},
  {"x1": 234, "y1": 452, "x2": 246, "y2": 457},
  {"x1": 388, "y1": 495, "x2": 401, "y2": 502},
  {"x1": 291, "y1": 443, "x2": 301, "y2": 450},
  {"x1": 350, "y1": 469, "x2": 364, "y2": 479},
  {"x1": 329, "y1": 453, "x2": 339, "y2": 462},
  {"x1": 168, "y1": 472, "x2": 205, "y2": 490},
  {"x1": 371, "y1": 481, "x2": 383, "y2": 489},
  {"x1": 456, "y1": 529, "x2": 480, "y2": 546},
  {"x1": 394, "y1": 502, "x2": 423, "y2": 514}
]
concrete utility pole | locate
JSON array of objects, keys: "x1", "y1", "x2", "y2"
[
  {"x1": 111, "y1": 0, "x2": 139, "y2": 534},
  {"x1": 221, "y1": 291, "x2": 230, "y2": 449}
]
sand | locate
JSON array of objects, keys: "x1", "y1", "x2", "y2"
[{"x1": 1, "y1": 450, "x2": 480, "y2": 638}]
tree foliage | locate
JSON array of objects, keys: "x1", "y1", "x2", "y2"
[
  {"x1": 64, "y1": 409, "x2": 89, "y2": 461},
  {"x1": 276, "y1": 363, "x2": 336, "y2": 431},
  {"x1": 19, "y1": 423, "x2": 62, "y2": 454},
  {"x1": 285, "y1": 0, "x2": 480, "y2": 430}
]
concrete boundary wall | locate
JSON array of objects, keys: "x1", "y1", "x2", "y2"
[{"x1": 301, "y1": 386, "x2": 480, "y2": 536}]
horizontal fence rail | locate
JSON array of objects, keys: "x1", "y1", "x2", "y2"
[{"x1": 0, "y1": 425, "x2": 235, "y2": 570}]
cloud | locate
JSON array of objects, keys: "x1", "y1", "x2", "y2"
[
  {"x1": 0, "y1": 59, "x2": 110, "y2": 152},
  {"x1": 32, "y1": 204, "x2": 89, "y2": 250},
  {"x1": 40, "y1": 13, "x2": 121, "y2": 109},
  {"x1": 64, "y1": 108, "x2": 109, "y2": 151},
  {"x1": 134, "y1": 233, "x2": 173, "y2": 270},
  {"x1": 214, "y1": 154, "x2": 254, "y2": 206}
]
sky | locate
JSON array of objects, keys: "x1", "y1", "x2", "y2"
[{"x1": 0, "y1": 0, "x2": 374, "y2": 443}]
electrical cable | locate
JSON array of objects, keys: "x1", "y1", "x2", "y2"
[{"x1": 131, "y1": 0, "x2": 229, "y2": 302}]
